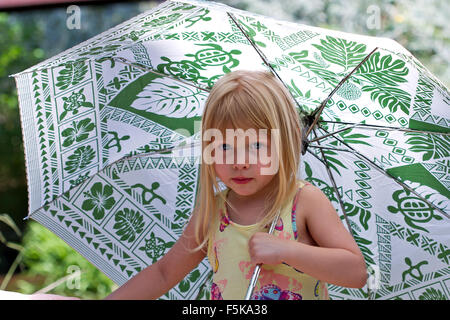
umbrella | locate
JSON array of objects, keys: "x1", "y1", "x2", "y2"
[{"x1": 13, "y1": 0, "x2": 449, "y2": 300}]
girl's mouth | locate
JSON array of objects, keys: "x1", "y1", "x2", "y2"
[{"x1": 232, "y1": 177, "x2": 253, "y2": 184}]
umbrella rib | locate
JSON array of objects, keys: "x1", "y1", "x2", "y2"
[
  {"x1": 226, "y1": 12, "x2": 305, "y2": 113},
  {"x1": 310, "y1": 121, "x2": 365, "y2": 143},
  {"x1": 24, "y1": 140, "x2": 202, "y2": 220},
  {"x1": 310, "y1": 129, "x2": 355, "y2": 237},
  {"x1": 320, "y1": 128, "x2": 450, "y2": 219},
  {"x1": 308, "y1": 145, "x2": 353, "y2": 153},
  {"x1": 113, "y1": 57, "x2": 211, "y2": 93},
  {"x1": 318, "y1": 121, "x2": 450, "y2": 136},
  {"x1": 305, "y1": 47, "x2": 378, "y2": 138}
]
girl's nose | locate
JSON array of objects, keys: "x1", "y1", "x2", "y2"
[{"x1": 232, "y1": 162, "x2": 249, "y2": 170}]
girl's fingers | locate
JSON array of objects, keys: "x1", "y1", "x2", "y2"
[{"x1": 248, "y1": 232, "x2": 284, "y2": 265}]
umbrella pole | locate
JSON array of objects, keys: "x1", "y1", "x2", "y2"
[{"x1": 244, "y1": 209, "x2": 281, "y2": 300}]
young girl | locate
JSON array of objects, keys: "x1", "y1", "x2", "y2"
[{"x1": 105, "y1": 70, "x2": 367, "y2": 300}]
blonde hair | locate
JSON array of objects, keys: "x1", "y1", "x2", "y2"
[{"x1": 193, "y1": 70, "x2": 302, "y2": 250}]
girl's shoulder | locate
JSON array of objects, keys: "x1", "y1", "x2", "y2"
[
  {"x1": 296, "y1": 179, "x2": 311, "y2": 190},
  {"x1": 296, "y1": 179, "x2": 314, "y2": 196},
  {"x1": 294, "y1": 179, "x2": 332, "y2": 213}
]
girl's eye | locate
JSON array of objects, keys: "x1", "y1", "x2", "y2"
[
  {"x1": 221, "y1": 143, "x2": 231, "y2": 151},
  {"x1": 251, "y1": 142, "x2": 263, "y2": 150}
]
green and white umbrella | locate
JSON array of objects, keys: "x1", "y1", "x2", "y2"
[{"x1": 13, "y1": 0, "x2": 449, "y2": 300}]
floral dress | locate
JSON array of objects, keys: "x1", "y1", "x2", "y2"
[{"x1": 207, "y1": 180, "x2": 329, "y2": 300}]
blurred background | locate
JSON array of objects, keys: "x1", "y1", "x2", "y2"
[{"x1": 0, "y1": 0, "x2": 449, "y2": 299}]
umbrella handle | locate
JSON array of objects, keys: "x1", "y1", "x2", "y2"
[{"x1": 244, "y1": 210, "x2": 281, "y2": 300}]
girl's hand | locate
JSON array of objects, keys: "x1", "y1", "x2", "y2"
[{"x1": 248, "y1": 232, "x2": 287, "y2": 266}]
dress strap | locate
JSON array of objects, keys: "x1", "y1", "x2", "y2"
[{"x1": 291, "y1": 181, "x2": 311, "y2": 240}]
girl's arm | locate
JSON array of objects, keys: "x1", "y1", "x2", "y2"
[
  {"x1": 249, "y1": 184, "x2": 367, "y2": 288},
  {"x1": 105, "y1": 211, "x2": 206, "y2": 299}
]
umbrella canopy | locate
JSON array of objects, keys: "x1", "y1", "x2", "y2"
[{"x1": 13, "y1": 0, "x2": 449, "y2": 300}]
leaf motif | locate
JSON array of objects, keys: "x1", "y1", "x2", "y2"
[
  {"x1": 419, "y1": 288, "x2": 447, "y2": 300},
  {"x1": 312, "y1": 36, "x2": 367, "y2": 71},
  {"x1": 304, "y1": 161, "x2": 313, "y2": 179},
  {"x1": 289, "y1": 51, "x2": 339, "y2": 86},
  {"x1": 352, "y1": 234, "x2": 375, "y2": 266},
  {"x1": 405, "y1": 132, "x2": 450, "y2": 161},
  {"x1": 56, "y1": 61, "x2": 88, "y2": 90},
  {"x1": 362, "y1": 85, "x2": 411, "y2": 115},
  {"x1": 113, "y1": 208, "x2": 145, "y2": 243},
  {"x1": 355, "y1": 52, "x2": 409, "y2": 86},
  {"x1": 339, "y1": 131, "x2": 371, "y2": 146},
  {"x1": 322, "y1": 150, "x2": 347, "y2": 176},
  {"x1": 344, "y1": 202, "x2": 371, "y2": 231},
  {"x1": 64, "y1": 145, "x2": 95, "y2": 174},
  {"x1": 130, "y1": 78, "x2": 206, "y2": 118}
]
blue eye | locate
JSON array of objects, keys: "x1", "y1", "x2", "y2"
[
  {"x1": 221, "y1": 143, "x2": 231, "y2": 150},
  {"x1": 251, "y1": 142, "x2": 263, "y2": 150}
]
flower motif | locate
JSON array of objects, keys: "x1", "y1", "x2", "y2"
[
  {"x1": 81, "y1": 182, "x2": 116, "y2": 220},
  {"x1": 62, "y1": 118, "x2": 95, "y2": 147}
]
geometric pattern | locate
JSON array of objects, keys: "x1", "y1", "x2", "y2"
[{"x1": 13, "y1": 0, "x2": 450, "y2": 300}]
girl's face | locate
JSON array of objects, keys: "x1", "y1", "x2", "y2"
[{"x1": 211, "y1": 124, "x2": 278, "y2": 197}]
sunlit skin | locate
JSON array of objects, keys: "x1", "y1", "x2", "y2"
[{"x1": 209, "y1": 125, "x2": 279, "y2": 224}]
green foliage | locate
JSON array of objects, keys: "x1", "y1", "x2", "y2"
[
  {"x1": 312, "y1": 36, "x2": 367, "y2": 72},
  {"x1": 113, "y1": 208, "x2": 145, "y2": 243},
  {"x1": 16, "y1": 221, "x2": 117, "y2": 299},
  {"x1": 405, "y1": 132, "x2": 450, "y2": 161},
  {"x1": 356, "y1": 53, "x2": 409, "y2": 85}
]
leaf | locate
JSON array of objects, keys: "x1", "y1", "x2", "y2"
[
  {"x1": 0, "y1": 213, "x2": 22, "y2": 237},
  {"x1": 312, "y1": 35, "x2": 367, "y2": 71},
  {"x1": 362, "y1": 85, "x2": 411, "y2": 115},
  {"x1": 355, "y1": 52, "x2": 409, "y2": 86},
  {"x1": 339, "y1": 132, "x2": 371, "y2": 146},
  {"x1": 419, "y1": 288, "x2": 447, "y2": 300},
  {"x1": 304, "y1": 161, "x2": 313, "y2": 178},
  {"x1": 405, "y1": 132, "x2": 450, "y2": 161},
  {"x1": 322, "y1": 150, "x2": 347, "y2": 175},
  {"x1": 352, "y1": 234, "x2": 375, "y2": 266},
  {"x1": 60, "y1": 110, "x2": 68, "y2": 121},
  {"x1": 56, "y1": 61, "x2": 88, "y2": 90},
  {"x1": 130, "y1": 78, "x2": 206, "y2": 118},
  {"x1": 344, "y1": 202, "x2": 371, "y2": 231},
  {"x1": 288, "y1": 51, "x2": 339, "y2": 86},
  {"x1": 113, "y1": 208, "x2": 145, "y2": 243},
  {"x1": 64, "y1": 145, "x2": 96, "y2": 174}
]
